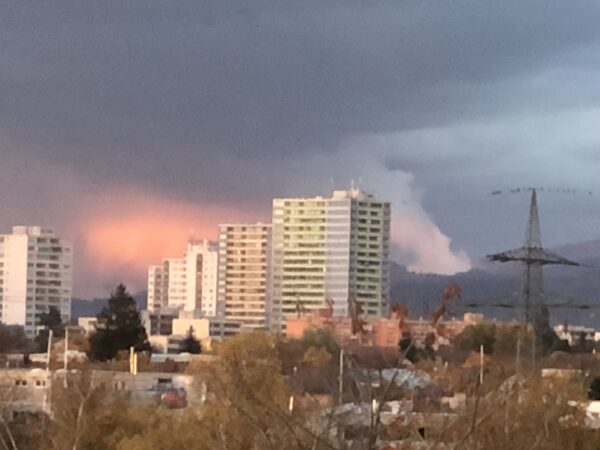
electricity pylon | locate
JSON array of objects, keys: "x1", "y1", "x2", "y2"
[{"x1": 487, "y1": 189, "x2": 579, "y2": 354}]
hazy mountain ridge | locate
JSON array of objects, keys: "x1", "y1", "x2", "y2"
[
  {"x1": 71, "y1": 239, "x2": 600, "y2": 326},
  {"x1": 391, "y1": 238, "x2": 600, "y2": 326},
  {"x1": 71, "y1": 292, "x2": 147, "y2": 319}
]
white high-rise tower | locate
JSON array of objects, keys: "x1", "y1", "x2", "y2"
[
  {"x1": 0, "y1": 226, "x2": 73, "y2": 337},
  {"x1": 147, "y1": 240, "x2": 218, "y2": 316}
]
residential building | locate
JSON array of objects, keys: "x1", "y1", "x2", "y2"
[
  {"x1": 0, "y1": 368, "x2": 202, "y2": 416},
  {"x1": 77, "y1": 317, "x2": 98, "y2": 336},
  {"x1": 285, "y1": 308, "x2": 356, "y2": 343},
  {"x1": 0, "y1": 368, "x2": 51, "y2": 416},
  {"x1": 165, "y1": 257, "x2": 187, "y2": 310},
  {"x1": 147, "y1": 264, "x2": 167, "y2": 311},
  {"x1": 0, "y1": 226, "x2": 73, "y2": 337},
  {"x1": 186, "y1": 241, "x2": 219, "y2": 315},
  {"x1": 172, "y1": 314, "x2": 210, "y2": 339},
  {"x1": 286, "y1": 309, "x2": 478, "y2": 348},
  {"x1": 142, "y1": 308, "x2": 237, "y2": 352},
  {"x1": 555, "y1": 323, "x2": 597, "y2": 346},
  {"x1": 141, "y1": 309, "x2": 178, "y2": 337},
  {"x1": 147, "y1": 240, "x2": 218, "y2": 316},
  {"x1": 217, "y1": 223, "x2": 271, "y2": 330},
  {"x1": 208, "y1": 317, "x2": 242, "y2": 340},
  {"x1": 271, "y1": 188, "x2": 391, "y2": 331}
]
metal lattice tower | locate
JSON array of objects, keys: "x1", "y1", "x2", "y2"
[{"x1": 487, "y1": 189, "x2": 579, "y2": 353}]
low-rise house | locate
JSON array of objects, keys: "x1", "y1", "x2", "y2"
[
  {"x1": 0, "y1": 367, "x2": 204, "y2": 417},
  {"x1": 287, "y1": 309, "x2": 478, "y2": 349},
  {"x1": 89, "y1": 370, "x2": 201, "y2": 407},
  {"x1": 141, "y1": 309, "x2": 179, "y2": 337},
  {"x1": 0, "y1": 368, "x2": 51, "y2": 417},
  {"x1": 555, "y1": 324, "x2": 597, "y2": 346},
  {"x1": 77, "y1": 317, "x2": 98, "y2": 336}
]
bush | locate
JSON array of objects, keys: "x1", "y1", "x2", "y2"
[{"x1": 454, "y1": 324, "x2": 497, "y2": 354}]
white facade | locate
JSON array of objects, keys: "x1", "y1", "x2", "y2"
[
  {"x1": 166, "y1": 257, "x2": 187, "y2": 310},
  {"x1": 217, "y1": 223, "x2": 271, "y2": 330},
  {"x1": 0, "y1": 226, "x2": 73, "y2": 337},
  {"x1": 271, "y1": 189, "x2": 390, "y2": 331},
  {"x1": 77, "y1": 316, "x2": 98, "y2": 336},
  {"x1": 172, "y1": 317, "x2": 210, "y2": 339},
  {"x1": 147, "y1": 264, "x2": 166, "y2": 311},
  {"x1": 185, "y1": 241, "x2": 219, "y2": 316},
  {"x1": 147, "y1": 240, "x2": 218, "y2": 316}
]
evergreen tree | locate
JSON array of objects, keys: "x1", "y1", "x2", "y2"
[
  {"x1": 589, "y1": 377, "x2": 600, "y2": 400},
  {"x1": 0, "y1": 324, "x2": 32, "y2": 353},
  {"x1": 35, "y1": 306, "x2": 65, "y2": 352},
  {"x1": 180, "y1": 326, "x2": 202, "y2": 354},
  {"x1": 399, "y1": 331, "x2": 418, "y2": 363},
  {"x1": 88, "y1": 284, "x2": 150, "y2": 361}
]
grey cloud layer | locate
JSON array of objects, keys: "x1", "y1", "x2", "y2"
[{"x1": 2, "y1": 0, "x2": 600, "y2": 262}]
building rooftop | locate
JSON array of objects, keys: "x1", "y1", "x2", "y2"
[
  {"x1": 9, "y1": 225, "x2": 56, "y2": 237},
  {"x1": 273, "y1": 188, "x2": 378, "y2": 202}
]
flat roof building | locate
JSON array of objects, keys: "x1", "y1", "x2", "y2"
[
  {"x1": 0, "y1": 226, "x2": 73, "y2": 337},
  {"x1": 218, "y1": 223, "x2": 272, "y2": 331},
  {"x1": 271, "y1": 189, "x2": 390, "y2": 332},
  {"x1": 147, "y1": 240, "x2": 218, "y2": 316}
]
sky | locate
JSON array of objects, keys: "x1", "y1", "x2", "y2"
[{"x1": 2, "y1": 1, "x2": 600, "y2": 297}]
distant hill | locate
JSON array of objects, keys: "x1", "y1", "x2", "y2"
[
  {"x1": 70, "y1": 239, "x2": 600, "y2": 326},
  {"x1": 390, "y1": 238, "x2": 600, "y2": 326},
  {"x1": 71, "y1": 291, "x2": 147, "y2": 320}
]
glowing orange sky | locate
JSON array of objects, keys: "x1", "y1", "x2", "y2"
[
  {"x1": 76, "y1": 189, "x2": 261, "y2": 296},
  {"x1": 0, "y1": 154, "x2": 472, "y2": 298}
]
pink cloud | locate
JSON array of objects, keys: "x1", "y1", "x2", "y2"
[{"x1": 76, "y1": 189, "x2": 258, "y2": 296}]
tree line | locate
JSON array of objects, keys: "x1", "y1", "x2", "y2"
[{"x1": 0, "y1": 283, "x2": 202, "y2": 360}]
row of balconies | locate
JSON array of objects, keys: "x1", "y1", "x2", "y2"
[
  {"x1": 223, "y1": 258, "x2": 267, "y2": 264},
  {"x1": 281, "y1": 275, "x2": 324, "y2": 281},
  {"x1": 35, "y1": 238, "x2": 61, "y2": 244},
  {"x1": 222, "y1": 266, "x2": 266, "y2": 273},
  {"x1": 28, "y1": 246, "x2": 65, "y2": 253},
  {"x1": 280, "y1": 291, "x2": 328, "y2": 298},
  {"x1": 222, "y1": 288, "x2": 267, "y2": 295},
  {"x1": 30, "y1": 280, "x2": 63, "y2": 287}
]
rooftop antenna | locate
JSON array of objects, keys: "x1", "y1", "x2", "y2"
[
  {"x1": 487, "y1": 187, "x2": 581, "y2": 357},
  {"x1": 189, "y1": 228, "x2": 195, "y2": 244}
]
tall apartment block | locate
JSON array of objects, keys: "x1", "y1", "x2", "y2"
[
  {"x1": 147, "y1": 265, "x2": 167, "y2": 310},
  {"x1": 147, "y1": 240, "x2": 218, "y2": 316},
  {"x1": 0, "y1": 226, "x2": 73, "y2": 337},
  {"x1": 271, "y1": 189, "x2": 390, "y2": 330},
  {"x1": 217, "y1": 223, "x2": 271, "y2": 330}
]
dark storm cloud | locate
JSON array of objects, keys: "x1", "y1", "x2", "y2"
[
  {"x1": 3, "y1": 0, "x2": 600, "y2": 204},
  {"x1": 2, "y1": 0, "x2": 600, "y2": 296}
]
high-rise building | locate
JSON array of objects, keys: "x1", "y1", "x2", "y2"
[
  {"x1": 271, "y1": 188, "x2": 390, "y2": 331},
  {"x1": 0, "y1": 226, "x2": 73, "y2": 337},
  {"x1": 147, "y1": 240, "x2": 218, "y2": 316},
  {"x1": 217, "y1": 223, "x2": 271, "y2": 330},
  {"x1": 147, "y1": 264, "x2": 167, "y2": 311}
]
